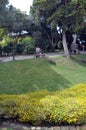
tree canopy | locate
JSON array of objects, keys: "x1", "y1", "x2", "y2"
[{"x1": 0, "y1": 0, "x2": 9, "y2": 27}]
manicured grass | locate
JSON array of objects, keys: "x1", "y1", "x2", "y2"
[{"x1": 0, "y1": 55, "x2": 86, "y2": 94}]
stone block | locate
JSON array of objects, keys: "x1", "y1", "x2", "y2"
[
  {"x1": 0, "y1": 128, "x2": 7, "y2": 130},
  {"x1": 60, "y1": 126, "x2": 70, "y2": 130},
  {"x1": 35, "y1": 127, "x2": 41, "y2": 130},
  {"x1": 68, "y1": 126, "x2": 77, "y2": 130},
  {"x1": 76, "y1": 126, "x2": 80, "y2": 130},
  {"x1": 80, "y1": 125, "x2": 86, "y2": 130},
  {"x1": 53, "y1": 126, "x2": 60, "y2": 130},
  {"x1": 41, "y1": 127, "x2": 49, "y2": 130},
  {"x1": 30, "y1": 126, "x2": 36, "y2": 130}
]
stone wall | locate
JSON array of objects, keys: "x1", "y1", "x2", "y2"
[{"x1": 0, "y1": 122, "x2": 86, "y2": 130}]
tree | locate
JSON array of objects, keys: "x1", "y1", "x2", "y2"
[
  {"x1": 31, "y1": 0, "x2": 86, "y2": 58},
  {"x1": 5, "y1": 5, "x2": 28, "y2": 60},
  {"x1": 30, "y1": 4, "x2": 58, "y2": 51},
  {"x1": 0, "y1": 0, "x2": 9, "y2": 28},
  {"x1": 23, "y1": 15, "x2": 35, "y2": 35}
]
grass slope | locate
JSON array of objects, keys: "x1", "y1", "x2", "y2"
[{"x1": 0, "y1": 55, "x2": 86, "y2": 94}]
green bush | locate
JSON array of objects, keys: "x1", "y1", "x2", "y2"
[
  {"x1": 0, "y1": 84, "x2": 86, "y2": 125},
  {"x1": 3, "y1": 44, "x2": 12, "y2": 55},
  {"x1": 16, "y1": 44, "x2": 24, "y2": 54},
  {"x1": 21, "y1": 37, "x2": 36, "y2": 54}
]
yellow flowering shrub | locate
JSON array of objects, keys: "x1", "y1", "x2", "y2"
[
  {"x1": 14, "y1": 90, "x2": 49, "y2": 124},
  {"x1": 51, "y1": 84, "x2": 86, "y2": 124},
  {"x1": 0, "y1": 84, "x2": 86, "y2": 125},
  {"x1": 0, "y1": 95, "x2": 18, "y2": 119}
]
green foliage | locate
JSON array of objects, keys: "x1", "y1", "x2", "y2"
[
  {"x1": 0, "y1": 84, "x2": 86, "y2": 125},
  {"x1": 0, "y1": 37, "x2": 13, "y2": 46},
  {"x1": 32, "y1": 0, "x2": 86, "y2": 32},
  {"x1": 57, "y1": 40, "x2": 63, "y2": 49},
  {"x1": 0, "y1": 0, "x2": 9, "y2": 27},
  {"x1": 21, "y1": 37, "x2": 32, "y2": 44},
  {"x1": 0, "y1": 37, "x2": 13, "y2": 55},
  {"x1": 16, "y1": 44, "x2": 24, "y2": 54},
  {"x1": 21, "y1": 37, "x2": 35, "y2": 54},
  {"x1": 3, "y1": 44, "x2": 12, "y2": 55},
  {"x1": 5, "y1": 5, "x2": 27, "y2": 32},
  {"x1": 0, "y1": 28, "x2": 7, "y2": 39}
]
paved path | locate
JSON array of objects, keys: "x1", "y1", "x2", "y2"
[
  {"x1": 0, "y1": 51, "x2": 86, "y2": 63},
  {"x1": 0, "y1": 52, "x2": 64, "y2": 62}
]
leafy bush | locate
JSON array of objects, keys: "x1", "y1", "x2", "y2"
[
  {"x1": 57, "y1": 40, "x2": 63, "y2": 49},
  {"x1": 0, "y1": 37, "x2": 14, "y2": 56},
  {"x1": 3, "y1": 44, "x2": 12, "y2": 55},
  {"x1": 0, "y1": 84, "x2": 86, "y2": 125},
  {"x1": 21, "y1": 37, "x2": 31, "y2": 45},
  {"x1": 21, "y1": 37, "x2": 36, "y2": 54},
  {"x1": 0, "y1": 37, "x2": 12, "y2": 46},
  {"x1": 16, "y1": 44, "x2": 24, "y2": 54},
  {"x1": 0, "y1": 96, "x2": 18, "y2": 119}
]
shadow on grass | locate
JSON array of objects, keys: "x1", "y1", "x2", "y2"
[
  {"x1": 31, "y1": 66, "x2": 71, "y2": 92},
  {"x1": 71, "y1": 54, "x2": 86, "y2": 67}
]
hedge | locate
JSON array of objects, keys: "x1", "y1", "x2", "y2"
[{"x1": 0, "y1": 84, "x2": 86, "y2": 125}]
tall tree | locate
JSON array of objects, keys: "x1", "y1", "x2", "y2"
[
  {"x1": 31, "y1": 0, "x2": 86, "y2": 58},
  {"x1": 30, "y1": 1, "x2": 58, "y2": 50},
  {"x1": 4, "y1": 5, "x2": 27, "y2": 60}
]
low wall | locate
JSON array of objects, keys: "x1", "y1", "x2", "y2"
[{"x1": 0, "y1": 122, "x2": 86, "y2": 130}]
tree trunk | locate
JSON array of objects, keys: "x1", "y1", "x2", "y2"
[
  {"x1": 45, "y1": 31, "x2": 55, "y2": 50},
  {"x1": 62, "y1": 29, "x2": 70, "y2": 58}
]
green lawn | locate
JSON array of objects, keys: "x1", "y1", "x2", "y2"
[{"x1": 0, "y1": 55, "x2": 86, "y2": 94}]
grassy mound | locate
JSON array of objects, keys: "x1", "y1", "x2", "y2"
[{"x1": 0, "y1": 55, "x2": 86, "y2": 94}]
